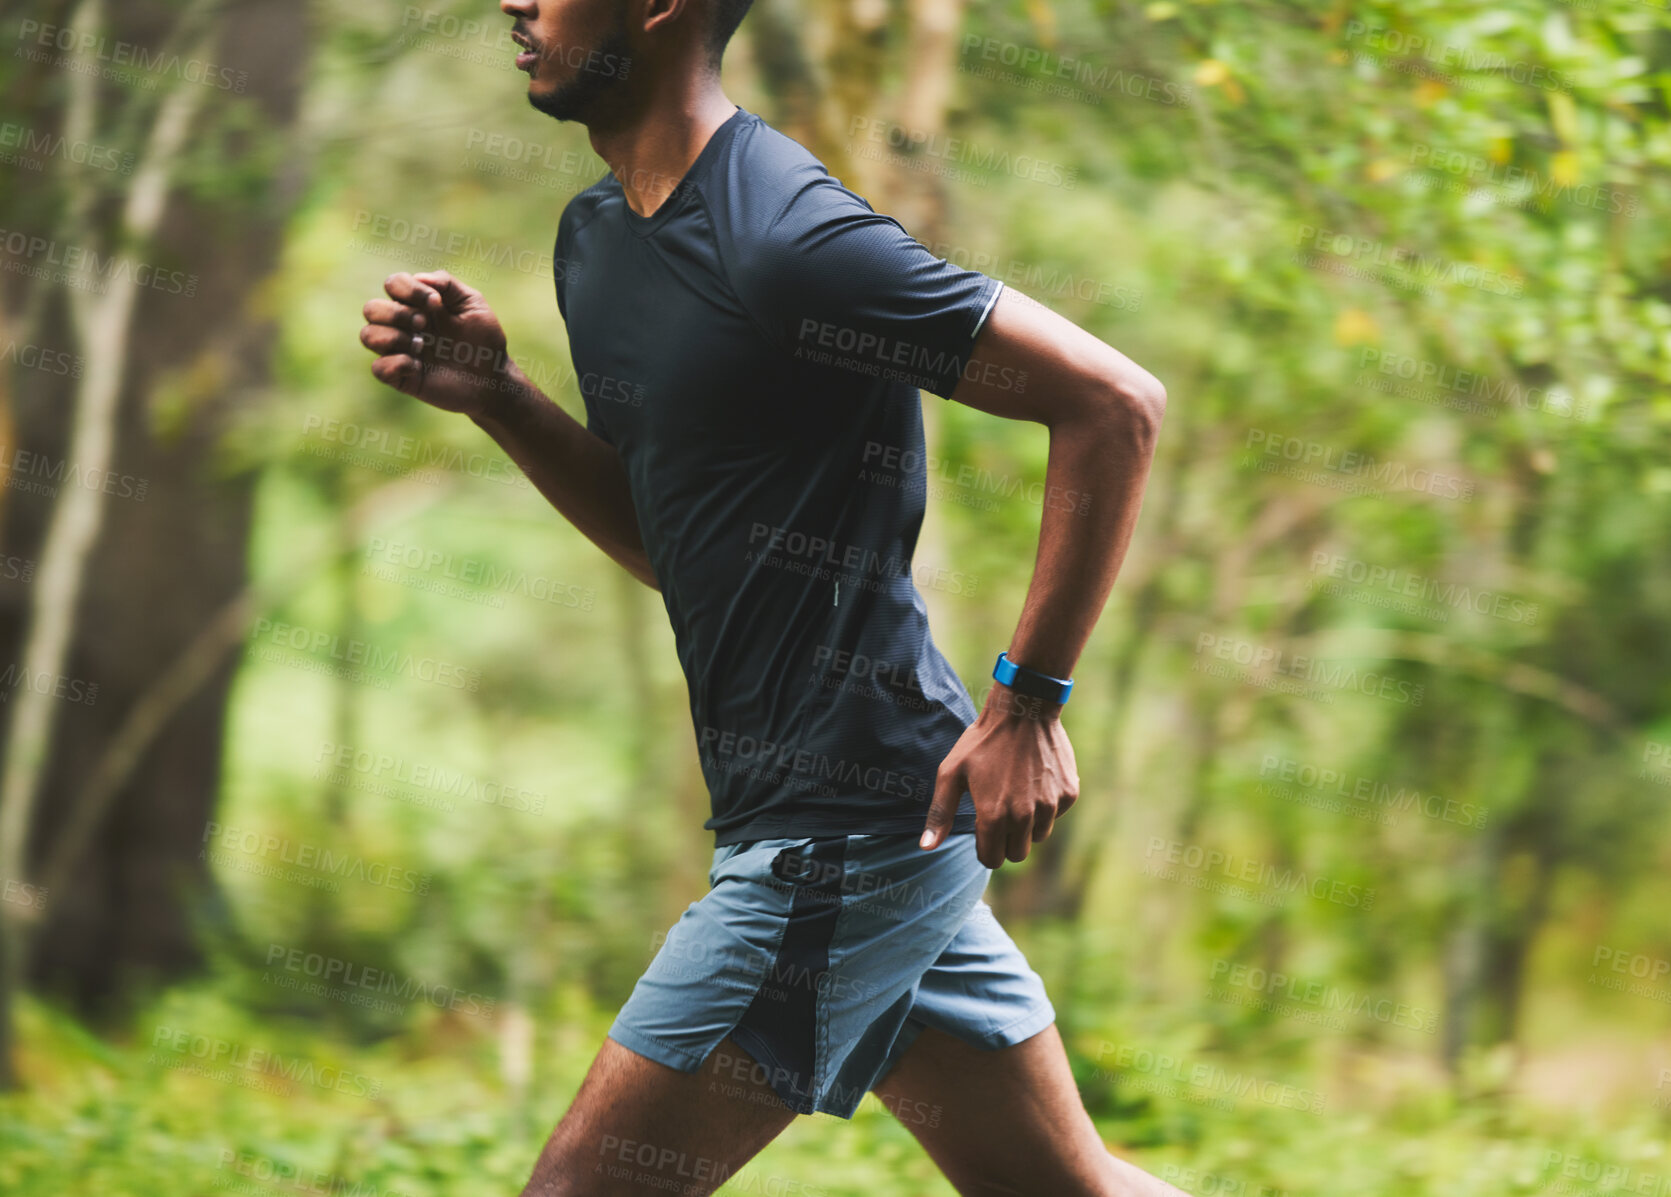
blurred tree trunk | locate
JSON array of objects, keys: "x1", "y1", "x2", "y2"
[{"x1": 0, "y1": 0, "x2": 309, "y2": 1083}]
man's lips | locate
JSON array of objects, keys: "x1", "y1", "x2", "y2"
[{"x1": 511, "y1": 29, "x2": 539, "y2": 70}]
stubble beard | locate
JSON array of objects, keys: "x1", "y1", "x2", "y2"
[{"x1": 524, "y1": 26, "x2": 635, "y2": 125}]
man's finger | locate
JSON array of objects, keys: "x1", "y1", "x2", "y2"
[
  {"x1": 1030, "y1": 802, "x2": 1056, "y2": 843},
  {"x1": 920, "y1": 765, "x2": 964, "y2": 852},
  {"x1": 414, "y1": 269, "x2": 474, "y2": 309},
  {"x1": 360, "y1": 324, "x2": 421, "y2": 356},
  {"x1": 370, "y1": 353, "x2": 424, "y2": 395},
  {"x1": 384, "y1": 272, "x2": 441, "y2": 310},
  {"x1": 363, "y1": 297, "x2": 425, "y2": 330},
  {"x1": 1004, "y1": 807, "x2": 1034, "y2": 863},
  {"x1": 975, "y1": 809, "x2": 1006, "y2": 870}
]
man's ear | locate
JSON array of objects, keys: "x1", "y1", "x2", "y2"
[{"x1": 639, "y1": 0, "x2": 695, "y2": 36}]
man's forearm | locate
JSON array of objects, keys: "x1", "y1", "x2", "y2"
[
  {"x1": 471, "y1": 363, "x2": 659, "y2": 589},
  {"x1": 1001, "y1": 383, "x2": 1165, "y2": 689}
]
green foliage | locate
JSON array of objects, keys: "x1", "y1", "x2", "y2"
[{"x1": 8, "y1": 0, "x2": 1671, "y2": 1187}]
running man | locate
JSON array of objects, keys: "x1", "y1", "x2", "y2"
[{"x1": 359, "y1": 1, "x2": 1178, "y2": 1193}]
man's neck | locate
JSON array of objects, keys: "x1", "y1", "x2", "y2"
[{"x1": 588, "y1": 87, "x2": 740, "y2": 221}]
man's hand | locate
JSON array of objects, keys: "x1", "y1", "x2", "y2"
[
  {"x1": 359, "y1": 270, "x2": 511, "y2": 418},
  {"x1": 920, "y1": 684, "x2": 1080, "y2": 870}
]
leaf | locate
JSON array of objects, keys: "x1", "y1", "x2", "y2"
[
  {"x1": 1195, "y1": 59, "x2": 1230, "y2": 87},
  {"x1": 1333, "y1": 308, "x2": 1380, "y2": 346}
]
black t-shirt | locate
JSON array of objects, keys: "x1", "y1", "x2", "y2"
[{"x1": 554, "y1": 106, "x2": 1001, "y2": 846}]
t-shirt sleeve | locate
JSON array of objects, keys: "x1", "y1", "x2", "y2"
[{"x1": 731, "y1": 175, "x2": 1003, "y2": 399}]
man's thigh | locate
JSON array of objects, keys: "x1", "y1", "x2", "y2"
[
  {"x1": 870, "y1": 1024, "x2": 1187, "y2": 1197},
  {"x1": 519, "y1": 1034, "x2": 799, "y2": 1197}
]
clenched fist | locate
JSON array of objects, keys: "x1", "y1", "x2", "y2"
[{"x1": 359, "y1": 269, "x2": 513, "y2": 418}]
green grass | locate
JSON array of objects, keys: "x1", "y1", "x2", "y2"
[{"x1": 4, "y1": 983, "x2": 1664, "y2": 1197}]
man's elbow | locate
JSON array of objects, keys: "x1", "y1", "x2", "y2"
[{"x1": 1104, "y1": 368, "x2": 1167, "y2": 450}]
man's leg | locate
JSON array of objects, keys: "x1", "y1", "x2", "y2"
[
  {"x1": 869, "y1": 1023, "x2": 1189, "y2": 1197},
  {"x1": 519, "y1": 1034, "x2": 800, "y2": 1197}
]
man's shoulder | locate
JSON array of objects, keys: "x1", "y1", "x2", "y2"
[{"x1": 707, "y1": 113, "x2": 871, "y2": 238}]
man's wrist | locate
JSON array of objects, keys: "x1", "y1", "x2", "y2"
[
  {"x1": 470, "y1": 358, "x2": 531, "y2": 426},
  {"x1": 981, "y1": 679, "x2": 1063, "y2": 724}
]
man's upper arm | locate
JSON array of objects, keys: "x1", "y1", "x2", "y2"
[{"x1": 949, "y1": 287, "x2": 1167, "y2": 427}]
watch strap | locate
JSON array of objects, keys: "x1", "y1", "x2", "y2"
[{"x1": 992, "y1": 651, "x2": 1074, "y2": 704}]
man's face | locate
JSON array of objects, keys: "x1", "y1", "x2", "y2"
[{"x1": 501, "y1": 0, "x2": 636, "y2": 124}]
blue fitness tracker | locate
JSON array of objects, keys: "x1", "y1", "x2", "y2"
[{"x1": 992, "y1": 651, "x2": 1074, "y2": 704}]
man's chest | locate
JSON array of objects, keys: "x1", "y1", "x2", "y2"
[{"x1": 560, "y1": 220, "x2": 796, "y2": 452}]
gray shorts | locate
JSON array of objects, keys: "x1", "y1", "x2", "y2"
[{"x1": 607, "y1": 830, "x2": 1055, "y2": 1118}]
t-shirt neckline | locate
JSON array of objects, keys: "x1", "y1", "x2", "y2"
[{"x1": 619, "y1": 105, "x2": 748, "y2": 236}]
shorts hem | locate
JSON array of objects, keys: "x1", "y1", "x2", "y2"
[
  {"x1": 968, "y1": 1000, "x2": 1057, "y2": 1050},
  {"x1": 605, "y1": 1022, "x2": 709, "y2": 1074}
]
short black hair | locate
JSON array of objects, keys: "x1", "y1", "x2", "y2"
[{"x1": 705, "y1": 0, "x2": 754, "y2": 68}]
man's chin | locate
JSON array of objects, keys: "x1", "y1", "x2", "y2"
[
  {"x1": 526, "y1": 78, "x2": 596, "y2": 124},
  {"x1": 526, "y1": 83, "x2": 575, "y2": 122}
]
